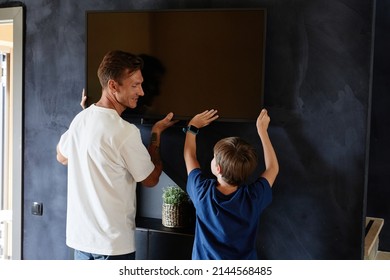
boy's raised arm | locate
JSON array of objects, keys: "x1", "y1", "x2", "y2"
[
  {"x1": 183, "y1": 110, "x2": 219, "y2": 175},
  {"x1": 257, "y1": 109, "x2": 279, "y2": 187}
]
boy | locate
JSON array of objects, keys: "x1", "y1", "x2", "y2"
[{"x1": 183, "y1": 109, "x2": 279, "y2": 259}]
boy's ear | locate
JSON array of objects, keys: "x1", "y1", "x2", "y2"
[{"x1": 216, "y1": 164, "x2": 222, "y2": 175}]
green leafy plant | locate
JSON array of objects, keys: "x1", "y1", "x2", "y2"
[{"x1": 162, "y1": 185, "x2": 190, "y2": 205}]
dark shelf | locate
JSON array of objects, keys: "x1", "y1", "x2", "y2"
[{"x1": 136, "y1": 216, "x2": 195, "y2": 236}]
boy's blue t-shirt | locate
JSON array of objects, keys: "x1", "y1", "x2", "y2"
[{"x1": 186, "y1": 168, "x2": 272, "y2": 260}]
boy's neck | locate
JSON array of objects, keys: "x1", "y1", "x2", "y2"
[{"x1": 216, "y1": 180, "x2": 238, "y2": 195}]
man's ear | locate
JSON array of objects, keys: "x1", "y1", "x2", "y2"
[{"x1": 108, "y1": 79, "x2": 118, "y2": 93}]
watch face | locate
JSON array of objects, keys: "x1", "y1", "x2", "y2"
[
  {"x1": 182, "y1": 125, "x2": 199, "y2": 135},
  {"x1": 188, "y1": 125, "x2": 199, "y2": 134}
]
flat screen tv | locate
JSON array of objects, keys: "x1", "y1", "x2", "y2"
[{"x1": 86, "y1": 9, "x2": 266, "y2": 122}]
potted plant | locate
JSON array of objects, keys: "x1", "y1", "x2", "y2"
[{"x1": 162, "y1": 185, "x2": 192, "y2": 228}]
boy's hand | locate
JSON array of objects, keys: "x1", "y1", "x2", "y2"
[
  {"x1": 189, "y1": 109, "x2": 219, "y2": 128},
  {"x1": 256, "y1": 108, "x2": 270, "y2": 135}
]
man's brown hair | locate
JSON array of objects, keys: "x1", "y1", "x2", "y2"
[{"x1": 97, "y1": 50, "x2": 144, "y2": 88}]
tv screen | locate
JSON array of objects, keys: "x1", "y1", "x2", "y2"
[{"x1": 86, "y1": 9, "x2": 266, "y2": 122}]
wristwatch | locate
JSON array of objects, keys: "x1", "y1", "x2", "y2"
[{"x1": 182, "y1": 125, "x2": 199, "y2": 135}]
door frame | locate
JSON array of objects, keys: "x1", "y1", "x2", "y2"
[{"x1": 0, "y1": 5, "x2": 24, "y2": 260}]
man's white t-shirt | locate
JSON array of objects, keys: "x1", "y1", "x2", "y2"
[{"x1": 58, "y1": 105, "x2": 155, "y2": 255}]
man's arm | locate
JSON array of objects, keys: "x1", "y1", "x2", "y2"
[
  {"x1": 56, "y1": 144, "x2": 68, "y2": 165},
  {"x1": 141, "y1": 112, "x2": 178, "y2": 187},
  {"x1": 257, "y1": 109, "x2": 279, "y2": 187},
  {"x1": 56, "y1": 89, "x2": 85, "y2": 166},
  {"x1": 184, "y1": 110, "x2": 219, "y2": 175}
]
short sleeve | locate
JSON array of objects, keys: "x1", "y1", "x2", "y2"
[{"x1": 119, "y1": 128, "x2": 155, "y2": 182}]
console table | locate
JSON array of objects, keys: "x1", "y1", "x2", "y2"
[{"x1": 135, "y1": 217, "x2": 195, "y2": 260}]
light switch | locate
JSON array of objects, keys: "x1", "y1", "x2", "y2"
[{"x1": 31, "y1": 202, "x2": 43, "y2": 216}]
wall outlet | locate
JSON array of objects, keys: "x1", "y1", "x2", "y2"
[{"x1": 31, "y1": 202, "x2": 43, "y2": 216}]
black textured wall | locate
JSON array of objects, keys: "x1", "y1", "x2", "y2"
[
  {"x1": 367, "y1": 0, "x2": 390, "y2": 252},
  {"x1": 0, "y1": 0, "x2": 379, "y2": 259}
]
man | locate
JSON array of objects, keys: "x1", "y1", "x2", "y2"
[{"x1": 56, "y1": 50, "x2": 177, "y2": 260}]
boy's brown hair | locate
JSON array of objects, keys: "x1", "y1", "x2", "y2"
[{"x1": 213, "y1": 137, "x2": 258, "y2": 186}]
